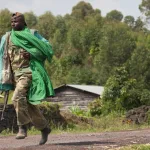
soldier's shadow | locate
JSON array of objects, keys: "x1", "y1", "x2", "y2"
[{"x1": 56, "y1": 141, "x2": 115, "y2": 146}]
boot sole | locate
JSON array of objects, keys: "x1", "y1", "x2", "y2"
[
  {"x1": 16, "y1": 136, "x2": 26, "y2": 139},
  {"x1": 16, "y1": 133, "x2": 27, "y2": 139}
]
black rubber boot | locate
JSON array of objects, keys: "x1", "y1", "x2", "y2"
[
  {"x1": 16, "y1": 125, "x2": 27, "y2": 139},
  {"x1": 39, "y1": 127, "x2": 51, "y2": 145}
]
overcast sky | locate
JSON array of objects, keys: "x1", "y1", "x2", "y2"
[{"x1": 0, "y1": 0, "x2": 142, "y2": 19}]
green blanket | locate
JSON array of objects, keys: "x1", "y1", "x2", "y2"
[{"x1": 11, "y1": 27, "x2": 55, "y2": 105}]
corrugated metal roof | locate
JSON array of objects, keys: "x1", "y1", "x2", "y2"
[{"x1": 66, "y1": 84, "x2": 104, "y2": 95}]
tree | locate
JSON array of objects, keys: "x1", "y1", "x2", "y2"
[
  {"x1": 0, "y1": 9, "x2": 11, "y2": 38},
  {"x1": 66, "y1": 66, "x2": 95, "y2": 85},
  {"x1": 52, "y1": 16, "x2": 68, "y2": 57},
  {"x1": 139, "y1": 0, "x2": 150, "y2": 17},
  {"x1": 124, "y1": 15, "x2": 135, "y2": 28},
  {"x1": 24, "y1": 11, "x2": 37, "y2": 28},
  {"x1": 67, "y1": 22, "x2": 83, "y2": 50},
  {"x1": 81, "y1": 14, "x2": 103, "y2": 54},
  {"x1": 37, "y1": 11, "x2": 55, "y2": 40},
  {"x1": 71, "y1": 1, "x2": 95, "y2": 20},
  {"x1": 139, "y1": 0, "x2": 150, "y2": 28},
  {"x1": 101, "y1": 67, "x2": 141, "y2": 114},
  {"x1": 55, "y1": 16, "x2": 67, "y2": 36},
  {"x1": 106, "y1": 10, "x2": 123, "y2": 22},
  {"x1": 94, "y1": 23, "x2": 136, "y2": 84},
  {"x1": 126, "y1": 33, "x2": 150, "y2": 89},
  {"x1": 134, "y1": 17, "x2": 145, "y2": 31}
]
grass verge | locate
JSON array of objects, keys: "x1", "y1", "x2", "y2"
[
  {"x1": 114, "y1": 144, "x2": 150, "y2": 150},
  {"x1": 1, "y1": 112, "x2": 150, "y2": 136}
]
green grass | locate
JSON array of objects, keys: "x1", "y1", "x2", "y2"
[
  {"x1": 43, "y1": 112, "x2": 150, "y2": 135},
  {"x1": 0, "y1": 129, "x2": 14, "y2": 136},
  {"x1": 1, "y1": 105, "x2": 150, "y2": 138},
  {"x1": 115, "y1": 144, "x2": 150, "y2": 150},
  {"x1": 1, "y1": 112, "x2": 150, "y2": 136},
  {"x1": 0, "y1": 91, "x2": 13, "y2": 104}
]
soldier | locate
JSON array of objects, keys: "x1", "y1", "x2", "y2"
[{"x1": 0, "y1": 12, "x2": 55, "y2": 145}]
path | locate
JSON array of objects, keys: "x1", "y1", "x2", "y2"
[{"x1": 0, "y1": 129, "x2": 150, "y2": 150}]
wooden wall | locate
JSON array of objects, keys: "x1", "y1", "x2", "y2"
[{"x1": 47, "y1": 86, "x2": 99, "y2": 110}]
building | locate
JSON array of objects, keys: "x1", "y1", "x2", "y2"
[{"x1": 47, "y1": 84, "x2": 104, "y2": 110}]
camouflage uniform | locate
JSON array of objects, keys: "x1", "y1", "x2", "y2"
[{"x1": 8, "y1": 34, "x2": 48, "y2": 130}]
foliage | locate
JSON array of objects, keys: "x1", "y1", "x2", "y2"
[
  {"x1": 66, "y1": 66, "x2": 96, "y2": 85},
  {"x1": 124, "y1": 15, "x2": 135, "y2": 28},
  {"x1": 24, "y1": 11, "x2": 37, "y2": 28},
  {"x1": 1, "y1": 1, "x2": 150, "y2": 114},
  {"x1": 127, "y1": 34, "x2": 150, "y2": 89},
  {"x1": 1, "y1": 110, "x2": 150, "y2": 136},
  {"x1": 139, "y1": 0, "x2": 150, "y2": 17},
  {"x1": 71, "y1": 1, "x2": 95, "y2": 20},
  {"x1": 0, "y1": 9, "x2": 11, "y2": 38},
  {"x1": 101, "y1": 67, "x2": 141, "y2": 113},
  {"x1": 69, "y1": 105, "x2": 85, "y2": 116},
  {"x1": 93, "y1": 23, "x2": 136, "y2": 84},
  {"x1": 60, "y1": 110, "x2": 149, "y2": 133},
  {"x1": 0, "y1": 91, "x2": 13, "y2": 104},
  {"x1": 118, "y1": 144, "x2": 150, "y2": 150},
  {"x1": 106, "y1": 10, "x2": 123, "y2": 21},
  {"x1": 38, "y1": 101, "x2": 60, "y2": 117},
  {"x1": 38, "y1": 101, "x2": 64, "y2": 127},
  {"x1": 140, "y1": 90, "x2": 150, "y2": 105},
  {"x1": 134, "y1": 17, "x2": 145, "y2": 31},
  {"x1": 37, "y1": 11, "x2": 55, "y2": 39},
  {"x1": 88, "y1": 98, "x2": 102, "y2": 116},
  {"x1": 0, "y1": 128, "x2": 14, "y2": 136}
]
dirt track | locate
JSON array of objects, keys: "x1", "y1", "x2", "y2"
[{"x1": 0, "y1": 129, "x2": 150, "y2": 150}]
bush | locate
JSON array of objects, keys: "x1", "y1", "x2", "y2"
[
  {"x1": 101, "y1": 67, "x2": 141, "y2": 113},
  {"x1": 69, "y1": 105, "x2": 84, "y2": 116},
  {"x1": 88, "y1": 98, "x2": 102, "y2": 116},
  {"x1": 68, "y1": 105, "x2": 90, "y2": 117},
  {"x1": 38, "y1": 101, "x2": 67, "y2": 128}
]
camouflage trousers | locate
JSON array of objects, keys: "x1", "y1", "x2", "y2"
[{"x1": 12, "y1": 73, "x2": 48, "y2": 130}]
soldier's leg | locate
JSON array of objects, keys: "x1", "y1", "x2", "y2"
[
  {"x1": 12, "y1": 73, "x2": 48, "y2": 127},
  {"x1": 12, "y1": 73, "x2": 50, "y2": 143},
  {"x1": 27, "y1": 99, "x2": 50, "y2": 145},
  {"x1": 12, "y1": 74, "x2": 31, "y2": 126},
  {"x1": 27, "y1": 103, "x2": 48, "y2": 129},
  {"x1": 12, "y1": 74, "x2": 32, "y2": 139}
]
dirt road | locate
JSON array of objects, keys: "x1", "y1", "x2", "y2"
[{"x1": 0, "y1": 129, "x2": 150, "y2": 150}]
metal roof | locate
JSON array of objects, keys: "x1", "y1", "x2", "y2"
[{"x1": 65, "y1": 84, "x2": 104, "y2": 96}]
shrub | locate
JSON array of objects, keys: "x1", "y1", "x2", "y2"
[
  {"x1": 88, "y1": 98, "x2": 102, "y2": 116},
  {"x1": 38, "y1": 101, "x2": 67, "y2": 128}
]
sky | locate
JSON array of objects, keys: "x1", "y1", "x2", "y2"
[{"x1": 0, "y1": 0, "x2": 142, "y2": 19}]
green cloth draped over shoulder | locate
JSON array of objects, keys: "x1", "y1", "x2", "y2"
[{"x1": 11, "y1": 27, "x2": 55, "y2": 105}]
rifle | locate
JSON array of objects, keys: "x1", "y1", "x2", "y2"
[{"x1": 0, "y1": 91, "x2": 9, "y2": 120}]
